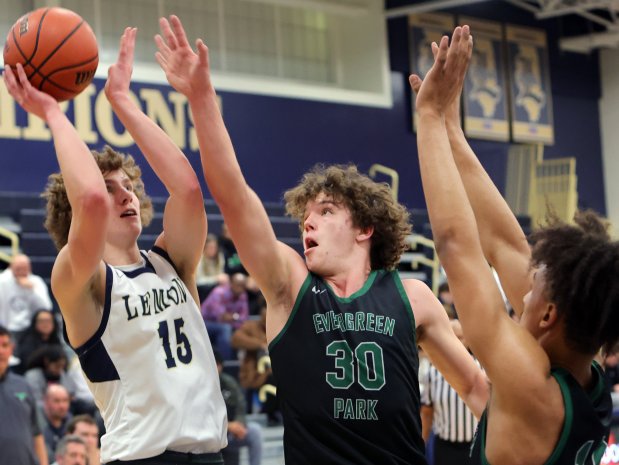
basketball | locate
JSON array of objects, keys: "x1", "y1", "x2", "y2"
[{"x1": 3, "y1": 7, "x2": 98, "y2": 101}]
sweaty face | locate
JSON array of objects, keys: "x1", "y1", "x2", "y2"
[{"x1": 302, "y1": 193, "x2": 359, "y2": 275}]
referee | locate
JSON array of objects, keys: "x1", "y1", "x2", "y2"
[{"x1": 421, "y1": 320, "x2": 480, "y2": 464}]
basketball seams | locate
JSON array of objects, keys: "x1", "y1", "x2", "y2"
[
  {"x1": 32, "y1": 20, "x2": 86, "y2": 86},
  {"x1": 4, "y1": 7, "x2": 99, "y2": 101},
  {"x1": 40, "y1": 55, "x2": 99, "y2": 96}
]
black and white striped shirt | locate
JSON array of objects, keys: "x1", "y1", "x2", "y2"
[{"x1": 420, "y1": 359, "x2": 479, "y2": 442}]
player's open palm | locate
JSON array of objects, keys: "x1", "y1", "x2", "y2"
[
  {"x1": 156, "y1": 15, "x2": 212, "y2": 100},
  {"x1": 105, "y1": 27, "x2": 136, "y2": 103},
  {"x1": 3, "y1": 63, "x2": 60, "y2": 121},
  {"x1": 413, "y1": 25, "x2": 472, "y2": 116}
]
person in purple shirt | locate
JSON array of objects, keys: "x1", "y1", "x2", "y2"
[{"x1": 201, "y1": 273, "x2": 249, "y2": 360}]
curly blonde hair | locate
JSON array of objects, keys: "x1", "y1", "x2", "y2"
[
  {"x1": 284, "y1": 164, "x2": 411, "y2": 270},
  {"x1": 43, "y1": 146, "x2": 153, "y2": 251}
]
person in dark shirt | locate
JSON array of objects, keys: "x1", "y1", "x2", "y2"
[{"x1": 0, "y1": 325, "x2": 49, "y2": 465}]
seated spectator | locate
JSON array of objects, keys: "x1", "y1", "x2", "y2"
[
  {"x1": 0, "y1": 325, "x2": 49, "y2": 465},
  {"x1": 215, "y1": 351, "x2": 263, "y2": 465},
  {"x1": 66, "y1": 415, "x2": 100, "y2": 465},
  {"x1": 65, "y1": 354, "x2": 101, "y2": 425},
  {"x1": 231, "y1": 303, "x2": 280, "y2": 424},
  {"x1": 51, "y1": 435, "x2": 87, "y2": 465},
  {"x1": 25, "y1": 345, "x2": 76, "y2": 406},
  {"x1": 437, "y1": 281, "x2": 457, "y2": 320},
  {"x1": 0, "y1": 253, "x2": 53, "y2": 342},
  {"x1": 197, "y1": 234, "x2": 229, "y2": 303},
  {"x1": 14, "y1": 310, "x2": 62, "y2": 374},
  {"x1": 42, "y1": 385, "x2": 73, "y2": 464},
  {"x1": 201, "y1": 273, "x2": 250, "y2": 360},
  {"x1": 219, "y1": 222, "x2": 246, "y2": 276}
]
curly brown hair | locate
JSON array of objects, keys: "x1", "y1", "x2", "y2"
[
  {"x1": 42, "y1": 146, "x2": 153, "y2": 251},
  {"x1": 529, "y1": 210, "x2": 619, "y2": 355},
  {"x1": 284, "y1": 164, "x2": 411, "y2": 270}
]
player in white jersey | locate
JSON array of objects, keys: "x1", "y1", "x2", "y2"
[{"x1": 3, "y1": 27, "x2": 227, "y2": 464}]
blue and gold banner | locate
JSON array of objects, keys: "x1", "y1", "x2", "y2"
[
  {"x1": 408, "y1": 12, "x2": 454, "y2": 131},
  {"x1": 506, "y1": 24, "x2": 554, "y2": 144},
  {"x1": 461, "y1": 17, "x2": 509, "y2": 142}
]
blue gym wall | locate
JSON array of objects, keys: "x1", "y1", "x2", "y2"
[{"x1": 0, "y1": 1, "x2": 606, "y2": 215}]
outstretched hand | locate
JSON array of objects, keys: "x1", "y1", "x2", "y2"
[
  {"x1": 155, "y1": 15, "x2": 213, "y2": 101},
  {"x1": 105, "y1": 27, "x2": 137, "y2": 104},
  {"x1": 2, "y1": 64, "x2": 60, "y2": 121},
  {"x1": 412, "y1": 25, "x2": 472, "y2": 118}
]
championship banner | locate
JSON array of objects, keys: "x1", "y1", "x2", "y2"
[
  {"x1": 408, "y1": 12, "x2": 455, "y2": 132},
  {"x1": 461, "y1": 17, "x2": 509, "y2": 142},
  {"x1": 505, "y1": 24, "x2": 554, "y2": 144}
]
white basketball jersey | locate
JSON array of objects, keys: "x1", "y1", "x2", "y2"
[{"x1": 72, "y1": 247, "x2": 227, "y2": 463}]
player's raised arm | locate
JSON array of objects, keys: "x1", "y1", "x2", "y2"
[
  {"x1": 410, "y1": 47, "x2": 530, "y2": 316},
  {"x1": 3, "y1": 64, "x2": 109, "y2": 327},
  {"x1": 105, "y1": 27, "x2": 206, "y2": 285},
  {"x1": 413, "y1": 26, "x2": 551, "y2": 389},
  {"x1": 154, "y1": 16, "x2": 304, "y2": 307}
]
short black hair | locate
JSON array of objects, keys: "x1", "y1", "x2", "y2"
[{"x1": 529, "y1": 210, "x2": 619, "y2": 355}]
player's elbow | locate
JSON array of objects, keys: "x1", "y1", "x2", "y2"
[{"x1": 77, "y1": 189, "x2": 110, "y2": 217}]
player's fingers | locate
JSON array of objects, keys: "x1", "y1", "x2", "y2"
[
  {"x1": 408, "y1": 74, "x2": 422, "y2": 94},
  {"x1": 159, "y1": 17, "x2": 177, "y2": 50},
  {"x1": 169, "y1": 15, "x2": 190, "y2": 49}
]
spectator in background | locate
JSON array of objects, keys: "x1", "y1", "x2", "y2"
[
  {"x1": 420, "y1": 320, "x2": 479, "y2": 464},
  {"x1": 202, "y1": 273, "x2": 250, "y2": 360},
  {"x1": 66, "y1": 415, "x2": 100, "y2": 465},
  {"x1": 51, "y1": 435, "x2": 87, "y2": 465},
  {"x1": 197, "y1": 233, "x2": 229, "y2": 303},
  {"x1": 215, "y1": 351, "x2": 263, "y2": 465},
  {"x1": 14, "y1": 309, "x2": 62, "y2": 374},
  {"x1": 25, "y1": 345, "x2": 75, "y2": 406},
  {"x1": 437, "y1": 282, "x2": 456, "y2": 320},
  {"x1": 231, "y1": 302, "x2": 280, "y2": 425},
  {"x1": 0, "y1": 325, "x2": 49, "y2": 465},
  {"x1": 0, "y1": 253, "x2": 53, "y2": 342},
  {"x1": 41, "y1": 384, "x2": 73, "y2": 464},
  {"x1": 219, "y1": 223, "x2": 245, "y2": 276}
]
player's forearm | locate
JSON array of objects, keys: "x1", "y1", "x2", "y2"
[
  {"x1": 417, "y1": 113, "x2": 480, "y2": 254},
  {"x1": 187, "y1": 91, "x2": 251, "y2": 210},
  {"x1": 446, "y1": 120, "x2": 529, "y2": 263},
  {"x1": 47, "y1": 110, "x2": 109, "y2": 212},
  {"x1": 110, "y1": 96, "x2": 202, "y2": 198}
]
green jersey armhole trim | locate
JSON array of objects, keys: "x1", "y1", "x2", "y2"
[
  {"x1": 543, "y1": 370, "x2": 574, "y2": 465},
  {"x1": 268, "y1": 272, "x2": 312, "y2": 352},
  {"x1": 589, "y1": 361, "x2": 606, "y2": 403},
  {"x1": 392, "y1": 272, "x2": 417, "y2": 346},
  {"x1": 324, "y1": 270, "x2": 378, "y2": 303}
]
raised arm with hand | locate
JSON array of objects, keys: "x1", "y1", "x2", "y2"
[
  {"x1": 410, "y1": 47, "x2": 530, "y2": 316},
  {"x1": 3, "y1": 65, "x2": 109, "y2": 343},
  {"x1": 105, "y1": 27, "x2": 206, "y2": 285},
  {"x1": 154, "y1": 16, "x2": 305, "y2": 337}
]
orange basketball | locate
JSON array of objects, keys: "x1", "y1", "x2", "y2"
[{"x1": 3, "y1": 7, "x2": 98, "y2": 101}]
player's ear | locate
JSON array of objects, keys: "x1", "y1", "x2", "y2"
[
  {"x1": 356, "y1": 226, "x2": 374, "y2": 242},
  {"x1": 539, "y1": 302, "x2": 558, "y2": 329}
]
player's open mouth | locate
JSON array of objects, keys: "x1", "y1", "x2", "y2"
[
  {"x1": 305, "y1": 238, "x2": 318, "y2": 250},
  {"x1": 120, "y1": 209, "x2": 137, "y2": 218}
]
